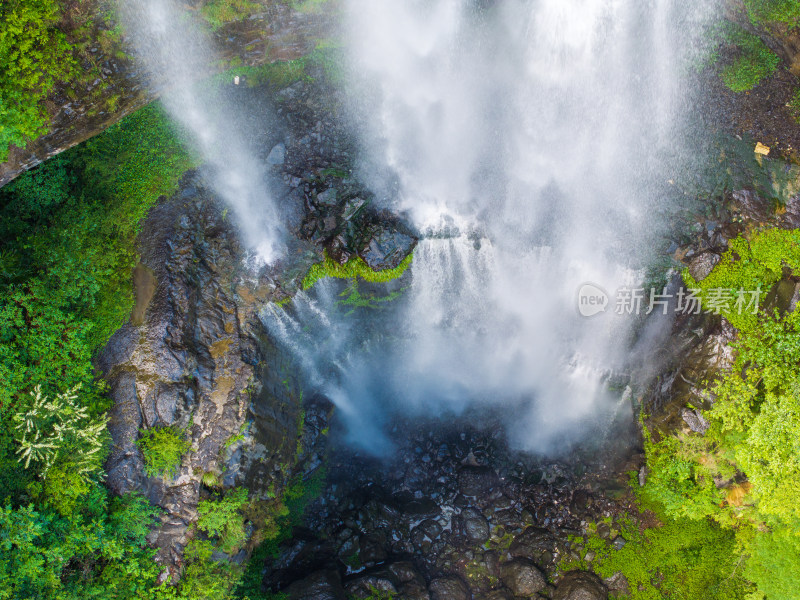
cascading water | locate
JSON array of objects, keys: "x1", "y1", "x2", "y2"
[
  {"x1": 120, "y1": 0, "x2": 283, "y2": 261},
  {"x1": 260, "y1": 0, "x2": 719, "y2": 454}
]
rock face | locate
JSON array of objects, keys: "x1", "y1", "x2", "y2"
[
  {"x1": 99, "y1": 181, "x2": 304, "y2": 573},
  {"x1": 97, "y1": 74, "x2": 418, "y2": 576},
  {"x1": 0, "y1": 0, "x2": 334, "y2": 187}
]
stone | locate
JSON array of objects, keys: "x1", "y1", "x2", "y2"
[
  {"x1": 428, "y1": 576, "x2": 470, "y2": 600},
  {"x1": 681, "y1": 408, "x2": 709, "y2": 434},
  {"x1": 458, "y1": 466, "x2": 499, "y2": 497},
  {"x1": 287, "y1": 570, "x2": 347, "y2": 600},
  {"x1": 316, "y1": 188, "x2": 338, "y2": 206},
  {"x1": 460, "y1": 508, "x2": 490, "y2": 543},
  {"x1": 687, "y1": 252, "x2": 720, "y2": 282},
  {"x1": 553, "y1": 571, "x2": 607, "y2": 600},
  {"x1": 500, "y1": 558, "x2": 547, "y2": 597},
  {"x1": 509, "y1": 527, "x2": 555, "y2": 559},
  {"x1": 267, "y1": 143, "x2": 286, "y2": 165},
  {"x1": 345, "y1": 576, "x2": 397, "y2": 598},
  {"x1": 358, "y1": 224, "x2": 417, "y2": 271}
]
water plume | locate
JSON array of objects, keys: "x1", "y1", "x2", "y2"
[{"x1": 120, "y1": 0, "x2": 283, "y2": 262}]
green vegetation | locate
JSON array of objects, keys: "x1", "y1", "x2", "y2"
[
  {"x1": 563, "y1": 512, "x2": 752, "y2": 599},
  {"x1": 0, "y1": 102, "x2": 202, "y2": 598},
  {"x1": 197, "y1": 487, "x2": 250, "y2": 554},
  {"x1": 235, "y1": 468, "x2": 327, "y2": 599},
  {"x1": 336, "y1": 280, "x2": 405, "y2": 315},
  {"x1": 303, "y1": 252, "x2": 413, "y2": 290},
  {"x1": 137, "y1": 425, "x2": 192, "y2": 479},
  {"x1": 789, "y1": 88, "x2": 800, "y2": 122},
  {"x1": 0, "y1": 0, "x2": 78, "y2": 161},
  {"x1": 201, "y1": 0, "x2": 259, "y2": 30},
  {"x1": 578, "y1": 227, "x2": 800, "y2": 599},
  {"x1": 743, "y1": 0, "x2": 800, "y2": 27},
  {"x1": 719, "y1": 28, "x2": 780, "y2": 92}
]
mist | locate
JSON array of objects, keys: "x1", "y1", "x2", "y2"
[{"x1": 119, "y1": 0, "x2": 283, "y2": 262}]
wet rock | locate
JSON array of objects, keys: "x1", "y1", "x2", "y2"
[
  {"x1": 316, "y1": 188, "x2": 338, "y2": 206},
  {"x1": 500, "y1": 558, "x2": 547, "y2": 597},
  {"x1": 358, "y1": 223, "x2": 417, "y2": 271},
  {"x1": 681, "y1": 408, "x2": 710, "y2": 434},
  {"x1": 267, "y1": 143, "x2": 287, "y2": 165},
  {"x1": 460, "y1": 508, "x2": 490, "y2": 544},
  {"x1": 428, "y1": 576, "x2": 470, "y2": 600},
  {"x1": 509, "y1": 527, "x2": 556, "y2": 559},
  {"x1": 553, "y1": 571, "x2": 607, "y2": 600},
  {"x1": 287, "y1": 570, "x2": 347, "y2": 600},
  {"x1": 344, "y1": 575, "x2": 397, "y2": 598},
  {"x1": 458, "y1": 466, "x2": 499, "y2": 497},
  {"x1": 687, "y1": 252, "x2": 720, "y2": 281}
]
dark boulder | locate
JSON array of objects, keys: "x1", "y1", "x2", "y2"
[{"x1": 553, "y1": 571, "x2": 607, "y2": 600}]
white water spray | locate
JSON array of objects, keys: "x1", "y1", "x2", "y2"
[
  {"x1": 335, "y1": 0, "x2": 716, "y2": 452},
  {"x1": 120, "y1": 0, "x2": 282, "y2": 261}
]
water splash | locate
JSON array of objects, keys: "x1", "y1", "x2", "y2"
[
  {"x1": 332, "y1": 0, "x2": 717, "y2": 453},
  {"x1": 120, "y1": 0, "x2": 283, "y2": 262}
]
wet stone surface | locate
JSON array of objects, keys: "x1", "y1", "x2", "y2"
[{"x1": 261, "y1": 414, "x2": 637, "y2": 600}]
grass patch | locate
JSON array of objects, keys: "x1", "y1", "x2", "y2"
[{"x1": 201, "y1": 0, "x2": 259, "y2": 30}]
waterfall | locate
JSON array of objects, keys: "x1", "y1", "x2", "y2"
[
  {"x1": 120, "y1": 0, "x2": 283, "y2": 262},
  {"x1": 256, "y1": 0, "x2": 717, "y2": 454},
  {"x1": 331, "y1": 0, "x2": 715, "y2": 452}
]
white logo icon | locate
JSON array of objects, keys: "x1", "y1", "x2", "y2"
[{"x1": 578, "y1": 283, "x2": 608, "y2": 317}]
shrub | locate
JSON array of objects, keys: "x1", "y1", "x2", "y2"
[
  {"x1": 197, "y1": 487, "x2": 250, "y2": 554},
  {"x1": 720, "y1": 28, "x2": 780, "y2": 92},
  {"x1": 13, "y1": 386, "x2": 108, "y2": 479},
  {"x1": 744, "y1": 0, "x2": 800, "y2": 27},
  {"x1": 137, "y1": 425, "x2": 191, "y2": 479}
]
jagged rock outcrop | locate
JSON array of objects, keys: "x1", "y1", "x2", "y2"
[{"x1": 98, "y1": 179, "x2": 305, "y2": 575}]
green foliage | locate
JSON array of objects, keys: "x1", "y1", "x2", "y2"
[
  {"x1": 683, "y1": 229, "x2": 800, "y2": 331},
  {"x1": 743, "y1": 0, "x2": 800, "y2": 27},
  {"x1": 0, "y1": 0, "x2": 77, "y2": 161},
  {"x1": 569, "y1": 510, "x2": 753, "y2": 600},
  {"x1": 200, "y1": 0, "x2": 258, "y2": 30},
  {"x1": 235, "y1": 468, "x2": 327, "y2": 599},
  {"x1": 719, "y1": 28, "x2": 780, "y2": 92},
  {"x1": 642, "y1": 226, "x2": 800, "y2": 599},
  {"x1": 0, "y1": 491, "x2": 163, "y2": 599},
  {"x1": 303, "y1": 253, "x2": 413, "y2": 290},
  {"x1": 137, "y1": 426, "x2": 191, "y2": 479},
  {"x1": 178, "y1": 539, "x2": 244, "y2": 600},
  {"x1": 197, "y1": 487, "x2": 250, "y2": 555},
  {"x1": 12, "y1": 386, "x2": 108, "y2": 479}
]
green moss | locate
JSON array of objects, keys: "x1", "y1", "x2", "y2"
[
  {"x1": 136, "y1": 425, "x2": 191, "y2": 479},
  {"x1": 789, "y1": 88, "x2": 800, "y2": 123},
  {"x1": 303, "y1": 253, "x2": 413, "y2": 290},
  {"x1": 197, "y1": 487, "x2": 250, "y2": 555},
  {"x1": 201, "y1": 0, "x2": 259, "y2": 30}
]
